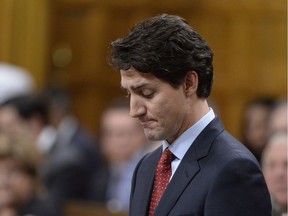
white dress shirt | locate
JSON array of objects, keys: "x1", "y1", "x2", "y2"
[{"x1": 162, "y1": 108, "x2": 215, "y2": 179}]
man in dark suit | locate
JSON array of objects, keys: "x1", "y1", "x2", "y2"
[{"x1": 109, "y1": 14, "x2": 272, "y2": 216}]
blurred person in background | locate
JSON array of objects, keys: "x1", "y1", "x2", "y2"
[
  {"x1": 0, "y1": 94, "x2": 94, "y2": 214},
  {"x1": 262, "y1": 132, "x2": 287, "y2": 216},
  {"x1": 241, "y1": 97, "x2": 275, "y2": 162},
  {"x1": 267, "y1": 99, "x2": 287, "y2": 136},
  {"x1": 0, "y1": 94, "x2": 57, "y2": 153},
  {"x1": 90, "y1": 99, "x2": 148, "y2": 214},
  {"x1": 0, "y1": 62, "x2": 36, "y2": 142},
  {"x1": 0, "y1": 134, "x2": 59, "y2": 216},
  {"x1": 0, "y1": 63, "x2": 34, "y2": 106},
  {"x1": 40, "y1": 85, "x2": 103, "y2": 176}
]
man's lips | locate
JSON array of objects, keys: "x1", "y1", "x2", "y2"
[{"x1": 139, "y1": 119, "x2": 155, "y2": 127}]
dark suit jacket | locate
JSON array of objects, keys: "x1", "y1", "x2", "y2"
[
  {"x1": 42, "y1": 141, "x2": 93, "y2": 211},
  {"x1": 88, "y1": 163, "x2": 110, "y2": 203},
  {"x1": 130, "y1": 117, "x2": 272, "y2": 216},
  {"x1": 69, "y1": 124, "x2": 103, "y2": 172},
  {"x1": 17, "y1": 196, "x2": 60, "y2": 216}
]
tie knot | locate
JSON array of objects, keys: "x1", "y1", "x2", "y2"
[{"x1": 159, "y1": 148, "x2": 174, "y2": 165}]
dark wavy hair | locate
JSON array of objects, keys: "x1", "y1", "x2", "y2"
[{"x1": 110, "y1": 14, "x2": 214, "y2": 98}]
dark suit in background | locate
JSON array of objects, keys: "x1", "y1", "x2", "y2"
[
  {"x1": 17, "y1": 197, "x2": 60, "y2": 216},
  {"x1": 57, "y1": 116, "x2": 103, "y2": 174},
  {"x1": 90, "y1": 153, "x2": 143, "y2": 213},
  {"x1": 41, "y1": 140, "x2": 94, "y2": 213}
]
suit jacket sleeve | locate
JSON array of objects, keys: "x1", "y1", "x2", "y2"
[{"x1": 205, "y1": 157, "x2": 271, "y2": 216}]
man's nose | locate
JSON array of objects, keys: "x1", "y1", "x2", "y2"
[{"x1": 129, "y1": 96, "x2": 145, "y2": 118}]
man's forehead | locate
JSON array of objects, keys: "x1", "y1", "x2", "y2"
[{"x1": 120, "y1": 70, "x2": 157, "y2": 89}]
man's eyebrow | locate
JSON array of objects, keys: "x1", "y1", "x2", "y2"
[
  {"x1": 131, "y1": 83, "x2": 150, "y2": 90},
  {"x1": 121, "y1": 83, "x2": 150, "y2": 91}
]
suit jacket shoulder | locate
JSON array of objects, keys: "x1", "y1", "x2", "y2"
[{"x1": 130, "y1": 117, "x2": 272, "y2": 216}]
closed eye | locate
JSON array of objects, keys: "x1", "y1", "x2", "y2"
[
  {"x1": 140, "y1": 88, "x2": 155, "y2": 99},
  {"x1": 142, "y1": 92, "x2": 154, "y2": 98}
]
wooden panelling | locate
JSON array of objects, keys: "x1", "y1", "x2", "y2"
[
  {"x1": 47, "y1": 0, "x2": 286, "y2": 137},
  {"x1": 65, "y1": 201, "x2": 127, "y2": 216},
  {"x1": 0, "y1": 0, "x2": 50, "y2": 87}
]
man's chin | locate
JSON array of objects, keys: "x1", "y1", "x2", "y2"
[{"x1": 144, "y1": 130, "x2": 164, "y2": 141}]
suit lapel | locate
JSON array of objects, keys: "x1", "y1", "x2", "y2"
[
  {"x1": 131, "y1": 147, "x2": 162, "y2": 216},
  {"x1": 154, "y1": 117, "x2": 224, "y2": 215},
  {"x1": 154, "y1": 145, "x2": 200, "y2": 215}
]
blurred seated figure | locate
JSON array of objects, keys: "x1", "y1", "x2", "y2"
[
  {"x1": 0, "y1": 94, "x2": 56, "y2": 153},
  {"x1": 242, "y1": 97, "x2": 275, "y2": 161},
  {"x1": 268, "y1": 99, "x2": 287, "y2": 136},
  {"x1": 41, "y1": 85, "x2": 103, "y2": 174},
  {"x1": 262, "y1": 133, "x2": 287, "y2": 216},
  {"x1": 90, "y1": 99, "x2": 148, "y2": 214},
  {"x1": 0, "y1": 94, "x2": 94, "y2": 214},
  {"x1": 0, "y1": 134, "x2": 59, "y2": 216},
  {"x1": 0, "y1": 63, "x2": 34, "y2": 105}
]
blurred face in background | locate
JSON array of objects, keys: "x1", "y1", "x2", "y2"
[
  {"x1": 0, "y1": 106, "x2": 30, "y2": 139},
  {"x1": 268, "y1": 102, "x2": 287, "y2": 135},
  {"x1": 262, "y1": 134, "x2": 287, "y2": 212},
  {"x1": 0, "y1": 158, "x2": 16, "y2": 207},
  {"x1": 0, "y1": 105, "x2": 44, "y2": 142},
  {"x1": 243, "y1": 104, "x2": 270, "y2": 156},
  {"x1": 0, "y1": 157, "x2": 35, "y2": 209},
  {"x1": 100, "y1": 108, "x2": 147, "y2": 164}
]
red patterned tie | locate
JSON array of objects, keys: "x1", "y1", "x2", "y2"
[{"x1": 149, "y1": 148, "x2": 174, "y2": 216}]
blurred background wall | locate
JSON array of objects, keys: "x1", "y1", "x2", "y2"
[{"x1": 0, "y1": 0, "x2": 286, "y2": 139}]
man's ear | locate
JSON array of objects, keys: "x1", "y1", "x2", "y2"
[{"x1": 184, "y1": 71, "x2": 198, "y2": 96}]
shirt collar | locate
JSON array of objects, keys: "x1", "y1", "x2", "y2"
[
  {"x1": 36, "y1": 126, "x2": 58, "y2": 154},
  {"x1": 163, "y1": 108, "x2": 215, "y2": 160}
]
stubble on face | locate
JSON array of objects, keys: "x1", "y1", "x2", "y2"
[{"x1": 120, "y1": 68, "x2": 189, "y2": 144}]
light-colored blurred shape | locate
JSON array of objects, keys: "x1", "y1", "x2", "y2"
[
  {"x1": 0, "y1": 63, "x2": 35, "y2": 104},
  {"x1": 268, "y1": 100, "x2": 288, "y2": 136},
  {"x1": 262, "y1": 132, "x2": 287, "y2": 214}
]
